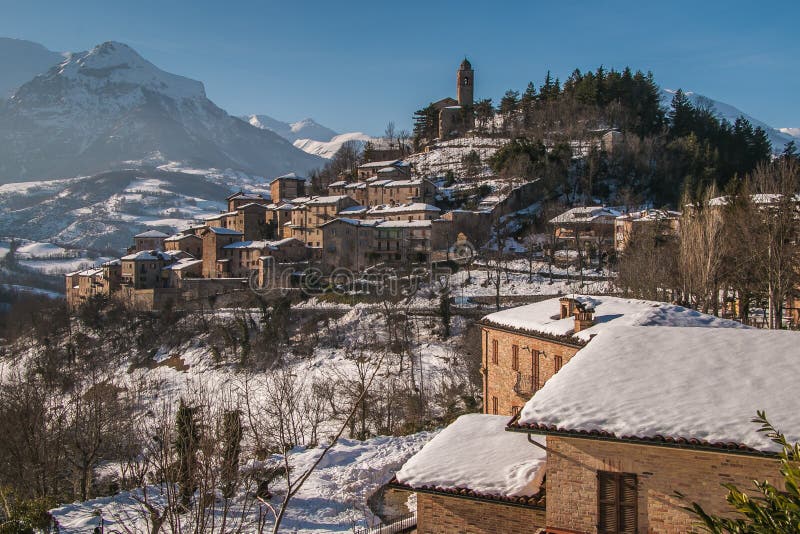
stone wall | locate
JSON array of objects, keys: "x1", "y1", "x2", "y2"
[
  {"x1": 545, "y1": 436, "x2": 781, "y2": 533},
  {"x1": 417, "y1": 492, "x2": 545, "y2": 534}
]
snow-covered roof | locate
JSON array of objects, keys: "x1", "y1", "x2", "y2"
[
  {"x1": 205, "y1": 227, "x2": 243, "y2": 235},
  {"x1": 384, "y1": 179, "x2": 423, "y2": 188},
  {"x1": 321, "y1": 217, "x2": 383, "y2": 228},
  {"x1": 376, "y1": 220, "x2": 432, "y2": 228},
  {"x1": 367, "y1": 203, "x2": 440, "y2": 215},
  {"x1": 227, "y1": 191, "x2": 265, "y2": 200},
  {"x1": 290, "y1": 196, "x2": 314, "y2": 205},
  {"x1": 327, "y1": 180, "x2": 348, "y2": 187},
  {"x1": 368, "y1": 179, "x2": 393, "y2": 187},
  {"x1": 549, "y1": 206, "x2": 622, "y2": 224},
  {"x1": 271, "y1": 172, "x2": 306, "y2": 182},
  {"x1": 305, "y1": 195, "x2": 351, "y2": 205},
  {"x1": 481, "y1": 295, "x2": 746, "y2": 341},
  {"x1": 223, "y1": 240, "x2": 269, "y2": 250},
  {"x1": 101, "y1": 259, "x2": 121, "y2": 267},
  {"x1": 164, "y1": 233, "x2": 200, "y2": 242},
  {"x1": 121, "y1": 250, "x2": 173, "y2": 261},
  {"x1": 513, "y1": 326, "x2": 800, "y2": 454},
  {"x1": 344, "y1": 182, "x2": 366, "y2": 189},
  {"x1": 708, "y1": 193, "x2": 800, "y2": 207},
  {"x1": 616, "y1": 209, "x2": 681, "y2": 221},
  {"x1": 359, "y1": 159, "x2": 401, "y2": 169},
  {"x1": 236, "y1": 202, "x2": 269, "y2": 211},
  {"x1": 203, "y1": 211, "x2": 236, "y2": 221},
  {"x1": 338, "y1": 205, "x2": 368, "y2": 214},
  {"x1": 394, "y1": 414, "x2": 546, "y2": 500},
  {"x1": 268, "y1": 237, "x2": 304, "y2": 248},
  {"x1": 134, "y1": 230, "x2": 169, "y2": 238},
  {"x1": 378, "y1": 166, "x2": 401, "y2": 173},
  {"x1": 163, "y1": 259, "x2": 203, "y2": 271}
]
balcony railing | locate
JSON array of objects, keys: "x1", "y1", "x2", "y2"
[{"x1": 514, "y1": 372, "x2": 536, "y2": 396}]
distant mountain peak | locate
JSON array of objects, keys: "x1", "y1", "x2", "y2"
[{"x1": 245, "y1": 114, "x2": 339, "y2": 143}]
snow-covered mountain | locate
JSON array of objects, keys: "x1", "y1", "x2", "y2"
[
  {"x1": 0, "y1": 41, "x2": 324, "y2": 184},
  {"x1": 244, "y1": 113, "x2": 375, "y2": 158},
  {"x1": 660, "y1": 88, "x2": 796, "y2": 154},
  {"x1": 244, "y1": 114, "x2": 338, "y2": 143},
  {"x1": 779, "y1": 127, "x2": 800, "y2": 139},
  {"x1": 293, "y1": 132, "x2": 374, "y2": 159},
  {"x1": 0, "y1": 37, "x2": 64, "y2": 97}
]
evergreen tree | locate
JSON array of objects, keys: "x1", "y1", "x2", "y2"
[
  {"x1": 499, "y1": 90, "x2": 520, "y2": 116},
  {"x1": 174, "y1": 399, "x2": 200, "y2": 510},
  {"x1": 520, "y1": 82, "x2": 537, "y2": 127},
  {"x1": 219, "y1": 410, "x2": 243, "y2": 499},
  {"x1": 439, "y1": 294, "x2": 451, "y2": 338},
  {"x1": 474, "y1": 98, "x2": 494, "y2": 131},
  {"x1": 412, "y1": 103, "x2": 439, "y2": 146},
  {"x1": 780, "y1": 140, "x2": 799, "y2": 162}
]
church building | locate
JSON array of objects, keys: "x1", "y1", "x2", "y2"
[{"x1": 431, "y1": 58, "x2": 475, "y2": 140}]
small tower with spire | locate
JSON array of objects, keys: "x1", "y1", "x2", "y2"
[{"x1": 457, "y1": 58, "x2": 474, "y2": 107}]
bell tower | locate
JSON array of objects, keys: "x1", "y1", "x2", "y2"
[{"x1": 457, "y1": 58, "x2": 474, "y2": 107}]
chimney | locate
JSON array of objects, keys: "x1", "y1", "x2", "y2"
[
  {"x1": 559, "y1": 297, "x2": 577, "y2": 319},
  {"x1": 574, "y1": 305, "x2": 595, "y2": 333}
]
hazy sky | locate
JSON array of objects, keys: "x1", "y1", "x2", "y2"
[{"x1": 1, "y1": 0, "x2": 797, "y2": 136}]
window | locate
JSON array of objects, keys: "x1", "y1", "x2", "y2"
[
  {"x1": 491, "y1": 396, "x2": 498, "y2": 415},
  {"x1": 511, "y1": 405, "x2": 520, "y2": 416},
  {"x1": 511, "y1": 344, "x2": 519, "y2": 371},
  {"x1": 491, "y1": 339, "x2": 498, "y2": 364},
  {"x1": 532, "y1": 350, "x2": 540, "y2": 392},
  {"x1": 554, "y1": 355, "x2": 563, "y2": 373},
  {"x1": 598, "y1": 471, "x2": 637, "y2": 534}
]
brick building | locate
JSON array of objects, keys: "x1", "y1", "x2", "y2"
[
  {"x1": 225, "y1": 191, "x2": 269, "y2": 212},
  {"x1": 200, "y1": 227, "x2": 244, "y2": 278},
  {"x1": 508, "y1": 326, "x2": 799, "y2": 534},
  {"x1": 614, "y1": 209, "x2": 681, "y2": 253},
  {"x1": 391, "y1": 414, "x2": 546, "y2": 534},
  {"x1": 164, "y1": 233, "x2": 203, "y2": 259},
  {"x1": 479, "y1": 295, "x2": 746, "y2": 417},
  {"x1": 288, "y1": 195, "x2": 359, "y2": 248},
  {"x1": 132, "y1": 230, "x2": 169, "y2": 252},
  {"x1": 269, "y1": 173, "x2": 306, "y2": 203}
]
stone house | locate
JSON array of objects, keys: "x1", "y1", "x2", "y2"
[
  {"x1": 225, "y1": 191, "x2": 270, "y2": 212},
  {"x1": 202, "y1": 211, "x2": 237, "y2": 229},
  {"x1": 132, "y1": 230, "x2": 169, "y2": 252},
  {"x1": 381, "y1": 179, "x2": 437, "y2": 206},
  {"x1": 479, "y1": 295, "x2": 746, "y2": 417},
  {"x1": 200, "y1": 227, "x2": 244, "y2": 278},
  {"x1": 164, "y1": 233, "x2": 203, "y2": 259},
  {"x1": 162, "y1": 258, "x2": 203, "y2": 287},
  {"x1": 508, "y1": 326, "x2": 799, "y2": 534},
  {"x1": 614, "y1": 209, "x2": 681, "y2": 253},
  {"x1": 120, "y1": 250, "x2": 174, "y2": 289},
  {"x1": 228, "y1": 202, "x2": 276, "y2": 241},
  {"x1": 65, "y1": 259, "x2": 122, "y2": 310},
  {"x1": 365, "y1": 202, "x2": 441, "y2": 221},
  {"x1": 549, "y1": 206, "x2": 621, "y2": 255},
  {"x1": 356, "y1": 159, "x2": 410, "y2": 181},
  {"x1": 390, "y1": 414, "x2": 546, "y2": 534},
  {"x1": 320, "y1": 218, "x2": 382, "y2": 272},
  {"x1": 289, "y1": 195, "x2": 359, "y2": 248},
  {"x1": 269, "y1": 173, "x2": 306, "y2": 203},
  {"x1": 265, "y1": 203, "x2": 295, "y2": 239}
]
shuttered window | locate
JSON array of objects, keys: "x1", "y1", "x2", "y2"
[
  {"x1": 491, "y1": 339, "x2": 498, "y2": 364},
  {"x1": 491, "y1": 396, "x2": 498, "y2": 415},
  {"x1": 511, "y1": 344, "x2": 519, "y2": 371},
  {"x1": 554, "y1": 355, "x2": 563, "y2": 373},
  {"x1": 532, "y1": 350, "x2": 540, "y2": 392},
  {"x1": 598, "y1": 471, "x2": 637, "y2": 534}
]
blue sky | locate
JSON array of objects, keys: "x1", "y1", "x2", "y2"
[{"x1": 1, "y1": 0, "x2": 797, "y2": 136}]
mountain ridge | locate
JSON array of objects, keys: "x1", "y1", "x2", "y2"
[{"x1": 0, "y1": 41, "x2": 324, "y2": 184}]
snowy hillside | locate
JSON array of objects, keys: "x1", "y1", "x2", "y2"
[
  {"x1": 0, "y1": 166, "x2": 246, "y2": 252},
  {"x1": 406, "y1": 137, "x2": 506, "y2": 177},
  {"x1": 0, "y1": 37, "x2": 64, "y2": 97},
  {"x1": 660, "y1": 88, "x2": 796, "y2": 154},
  {"x1": 0, "y1": 41, "x2": 323, "y2": 183}
]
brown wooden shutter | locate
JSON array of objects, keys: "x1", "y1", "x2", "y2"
[
  {"x1": 554, "y1": 355, "x2": 563, "y2": 373},
  {"x1": 512, "y1": 344, "x2": 519, "y2": 371},
  {"x1": 491, "y1": 396, "x2": 498, "y2": 415},
  {"x1": 532, "y1": 350, "x2": 540, "y2": 392},
  {"x1": 619, "y1": 474, "x2": 638, "y2": 533},
  {"x1": 492, "y1": 339, "x2": 498, "y2": 364},
  {"x1": 597, "y1": 471, "x2": 637, "y2": 534}
]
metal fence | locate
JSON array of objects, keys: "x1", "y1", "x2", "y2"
[{"x1": 351, "y1": 512, "x2": 417, "y2": 534}]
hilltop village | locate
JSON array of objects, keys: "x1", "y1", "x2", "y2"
[{"x1": 14, "y1": 56, "x2": 799, "y2": 534}]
